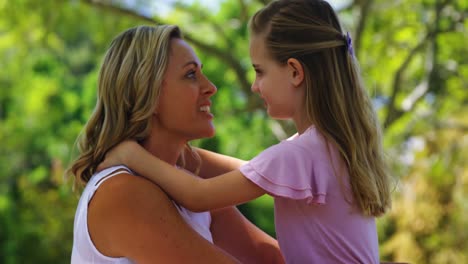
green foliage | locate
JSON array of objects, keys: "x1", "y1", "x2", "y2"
[{"x1": 0, "y1": 0, "x2": 466, "y2": 263}]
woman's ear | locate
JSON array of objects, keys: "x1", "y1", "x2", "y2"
[
  {"x1": 153, "y1": 103, "x2": 159, "y2": 115},
  {"x1": 286, "y1": 58, "x2": 304, "y2": 87}
]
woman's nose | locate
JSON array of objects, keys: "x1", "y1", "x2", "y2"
[{"x1": 202, "y1": 75, "x2": 217, "y2": 96}]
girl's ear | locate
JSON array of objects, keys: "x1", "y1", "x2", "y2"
[{"x1": 287, "y1": 58, "x2": 304, "y2": 87}]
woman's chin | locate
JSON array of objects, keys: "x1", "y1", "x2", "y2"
[
  {"x1": 191, "y1": 127, "x2": 216, "y2": 141},
  {"x1": 203, "y1": 127, "x2": 216, "y2": 138}
]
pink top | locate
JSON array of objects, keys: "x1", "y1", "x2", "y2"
[{"x1": 240, "y1": 126, "x2": 379, "y2": 264}]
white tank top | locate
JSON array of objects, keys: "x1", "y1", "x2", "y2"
[{"x1": 71, "y1": 165, "x2": 213, "y2": 263}]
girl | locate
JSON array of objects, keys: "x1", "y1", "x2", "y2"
[{"x1": 101, "y1": 0, "x2": 392, "y2": 263}]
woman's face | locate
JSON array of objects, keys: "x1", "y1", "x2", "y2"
[{"x1": 155, "y1": 38, "x2": 217, "y2": 142}]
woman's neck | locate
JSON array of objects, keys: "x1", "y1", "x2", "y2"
[{"x1": 142, "y1": 134, "x2": 185, "y2": 166}]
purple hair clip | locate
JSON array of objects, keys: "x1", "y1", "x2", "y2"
[{"x1": 345, "y1": 32, "x2": 354, "y2": 57}]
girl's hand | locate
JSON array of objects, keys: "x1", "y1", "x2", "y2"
[{"x1": 97, "y1": 140, "x2": 140, "y2": 171}]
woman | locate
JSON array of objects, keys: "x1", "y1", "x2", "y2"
[{"x1": 68, "y1": 25, "x2": 283, "y2": 263}]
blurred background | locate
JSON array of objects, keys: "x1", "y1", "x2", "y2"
[{"x1": 0, "y1": 0, "x2": 466, "y2": 263}]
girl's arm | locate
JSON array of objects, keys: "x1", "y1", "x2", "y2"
[
  {"x1": 189, "y1": 147, "x2": 247, "y2": 178},
  {"x1": 176, "y1": 148, "x2": 284, "y2": 263},
  {"x1": 103, "y1": 141, "x2": 266, "y2": 212},
  {"x1": 190, "y1": 149, "x2": 283, "y2": 263}
]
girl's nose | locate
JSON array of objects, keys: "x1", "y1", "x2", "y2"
[{"x1": 251, "y1": 80, "x2": 259, "y2": 93}]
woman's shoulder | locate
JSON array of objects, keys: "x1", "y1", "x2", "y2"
[
  {"x1": 86, "y1": 167, "x2": 236, "y2": 262},
  {"x1": 92, "y1": 169, "x2": 172, "y2": 208},
  {"x1": 88, "y1": 169, "x2": 175, "y2": 228},
  {"x1": 86, "y1": 169, "x2": 182, "y2": 257}
]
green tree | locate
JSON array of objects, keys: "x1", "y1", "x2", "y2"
[{"x1": 0, "y1": 0, "x2": 466, "y2": 263}]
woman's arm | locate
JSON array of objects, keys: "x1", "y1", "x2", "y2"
[
  {"x1": 101, "y1": 141, "x2": 266, "y2": 212},
  {"x1": 210, "y1": 206, "x2": 285, "y2": 264},
  {"x1": 88, "y1": 172, "x2": 240, "y2": 263}
]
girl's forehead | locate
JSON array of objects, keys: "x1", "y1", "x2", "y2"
[
  {"x1": 250, "y1": 36, "x2": 273, "y2": 65},
  {"x1": 249, "y1": 35, "x2": 265, "y2": 48},
  {"x1": 249, "y1": 37, "x2": 265, "y2": 55}
]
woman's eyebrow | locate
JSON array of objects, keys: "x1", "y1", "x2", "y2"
[{"x1": 182, "y1": 61, "x2": 202, "y2": 69}]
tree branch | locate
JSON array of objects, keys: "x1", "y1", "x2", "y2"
[
  {"x1": 384, "y1": 0, "x2": 452, "y2": 128},
  {"x1": 354, "y1": 0, "x2": 373, "y2": 57},
  {"x1": 82, "y1": 0, "x2": 254, "y2": 104},
  {"x1": 435, "y1": 122, "x2": 468, "y2": 132},
  {"x1": 237, "y1": 0, "x2": 249, "y2": 23},
  {"x1": 83, "y1": 0, "x2": 162, "y2": 24},
  {"x1": 383, "y1": 38, "x2": 427, "y2": 128},
  {"x1": 174, "y1": 2, "x2": 232, "y2": 48},
  {"x1": 336, "y1": 1, "x2": 355, "y2": 13},
  {"x1": 256, "y1": 0, "x2": 272, "y2": 5}
]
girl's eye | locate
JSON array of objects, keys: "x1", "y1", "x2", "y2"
[{"x1": 254, "y1": 69, "x2": 262, "y2": 76}]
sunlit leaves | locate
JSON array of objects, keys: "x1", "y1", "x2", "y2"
[{"x1": 0, "y1": 0, "x2": 466, "y2": 263}]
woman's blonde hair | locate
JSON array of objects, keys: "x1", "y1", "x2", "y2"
[
  {"x1": 68, "y1": 25, "x2": 182, "y2": 188},
  {"x1": 250, "y1": 0, "x2": 392, "y2": 216}
]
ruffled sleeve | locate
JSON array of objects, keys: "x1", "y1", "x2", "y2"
[{"x1": 240, "y1": 141, "x2": 328, "y2": 205}]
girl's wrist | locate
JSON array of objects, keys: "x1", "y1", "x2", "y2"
[{"x1": 123, "y1": 141, "x2": 139, "y2": 168}]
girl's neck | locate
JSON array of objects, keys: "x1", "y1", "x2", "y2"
[{"x1": 293, "y1": 110, "x2": 313, "y2": 135}]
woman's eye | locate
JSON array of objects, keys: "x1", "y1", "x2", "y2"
[{"x1": 186, "y1": 70, "x2": 197, "y2": 79}]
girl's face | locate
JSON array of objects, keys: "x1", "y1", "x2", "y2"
[
  {"x1": 249, "y1": 35, "x2": 299, "y2": 120},
  {"x1": 155, "y1": 38, "x2": 217, "y2": 142}
]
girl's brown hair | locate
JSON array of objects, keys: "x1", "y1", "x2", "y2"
[{"x1": 250, "y1": 0, "x2": 392, "y2": 216}]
